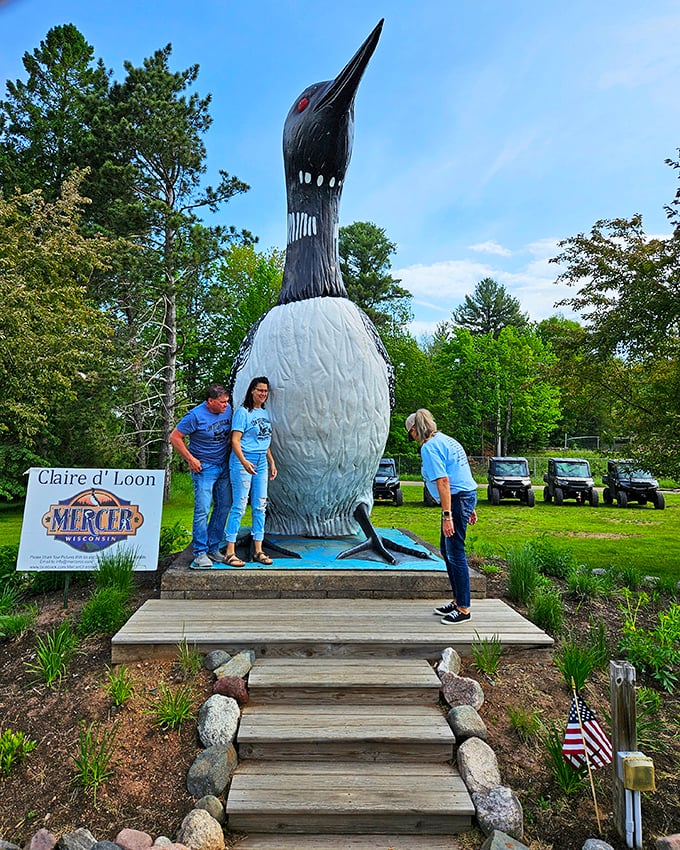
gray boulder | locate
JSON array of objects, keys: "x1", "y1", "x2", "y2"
[
  {"x1": 473, "y1": 786, "x2": 524, "y2": 840},
  {"x1": 437, "y1": 646, "x2": 462, "y2": 677},
  {"x1": 583, "y1": 842, "x2": 617, "y2": 850},
  {"x1": 187, "y1": 743, "x2": 238, "y2": 798},
  {"x1": 203, "y1": 650, "x2": 231, "y2": 671},
  {"x1": 197, "y1": 694, "x2": 240, "y2": 748},
  {"x1": 214, "y1": 649, "x2": 255, "y2": 679},
  {"x1": 480, "y1": 829, "x2": 529, "y2": 850},
  {"x1": 195, "y1": 794, "x2": 226, "y2": 825},
  {"x1": 440, "y1": 672, "x2": 485, "y2": 709},
  {"x1": 176, "y1": 809, "x2": 224, "y2": 850},
  {"x1": 25, "y1": 831, "x2": 57, "y2": 850},
  {"x1": 57, "y1": 831, "x2": 97, "y2": 850},
  {"x1": 457, "y1": 736, "x2": 501, "y2": 793},
  {"x1": 447, "y1": 704, "x2": 488, "y2": 741}
]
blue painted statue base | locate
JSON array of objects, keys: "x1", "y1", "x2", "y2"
[{"x1": 220, "y1": 527, "x2": 444, "y2": 571}]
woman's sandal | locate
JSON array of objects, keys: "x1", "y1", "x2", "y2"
[
  {"x1": 253, "y1": 551, "x2": 273, "y2": 565},
  {"x1": 225, "y1": 553, "x2": 246, "y2": 568}
]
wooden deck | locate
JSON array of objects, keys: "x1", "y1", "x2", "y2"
[{"x1": 110, "y1": 597, "x2": 552, "y2": 663}]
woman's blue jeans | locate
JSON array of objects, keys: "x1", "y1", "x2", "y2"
[
  {"x1": 439, "y1": 489, "x2": 478, "y2": 609},
  {"x1": 226, "y1": 451, "x2": 269, "y2": 542},
  {"x1": 190, "y1": 462, "x2": 231, "y2": 556}
]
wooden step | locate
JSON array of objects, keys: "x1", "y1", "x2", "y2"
[
  {"x1": 247, "y1": 658, "x2": 442, "y2": 705},
  {"x1": 227, "y1": 761, "x2": 474, "y2": 835},
  {"x1": 236, "y1": 704, "x2": 454, "y2": 762},
  {"x1": 233, "y1": 836, "x2": 462, "y2": 849}
]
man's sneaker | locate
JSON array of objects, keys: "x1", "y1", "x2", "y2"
[
  {"x1": 441, "y1": 609, "x2": 471, "y2": 625},
  {"x1": 433, "y1": 601, "x2": 458, "y2": 616},
  {"x1": 190, "y1": 553, "x2": 213, "y2": 570},
  {"x1": 208, "y1": 550, "x2": 226, "y2": 563}
]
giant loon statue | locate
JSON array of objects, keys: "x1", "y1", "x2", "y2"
[{"x1": 231, "y1": 20, "x2": 428, "y2": 564}]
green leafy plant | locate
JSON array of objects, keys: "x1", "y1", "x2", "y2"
[
  {"x1": 72, "y1": 721, "x2": 118, "y2": 805},
  {"x1": 553, "y1": 633, "x2": 595, "y2": 692},
  {"x1": 479, "y1": 563, "x2": 502, "y2": 575},
  {"x1": 618, "y1": 596, "x2": 680, "y2": 692},
  {"x1": 159, "y1": 522, "x2": 191, "y2": 556},
  {"x1": 103, "y1": 665, "x2": 135, "y2": 707},
  {"x1": 566, "y1": 566, "x2": 611, "y2": 601},
  {"x1": 94, "y1": 547, "x2": 138, "y2": 597},
  {"x1": 147, "y1": 681, "x2": 196, "y2": 731},
  {"x1": 0, "y1": 545, "x2": 20, "y2": 587},
  {"x1": 177, "y1": 637, "x2": 202, "y2": 679},
  {"x1": 0, "y1": 604, "x2": 37, "y2": 640},
  {"x1": 528, "y1": 586, "x2": 564, "y2": 633},
  {"x1": 471, "y1": 632, "x2": 502, "y2": 677},
  {"x1": 507, "y1": 706, "x2": 544, "y2": 743},
  {"x1": 0, "y1": 728, "x2": 37, "y2": 774},
  {"x1": 586, "y1": 615, "x2": 610, "y2": 670},
  {"x1": 635, "y1": 687, "x2": 668, "y2": 755},
  {"x1": 527, "y1": 534, "x2": 576, "y2": 579},
  {"x1": 26, "y1": 620, "x2": 78, "y2": 687},
  {"x1": 78, "y1": 586, "x2": 131, "y2": 637},
  {"x1": 608, "y1": 563, "x2": 644, "y2": 592},
  {"x1": 0, "y1": 582, "x2": 23, "y2": 615},
  {"x1": 655, "y1": 575, "x2": 679, "y2": 599},
  {"x1": 544, "y1": 724, "x2": 587, "y2": 794}
]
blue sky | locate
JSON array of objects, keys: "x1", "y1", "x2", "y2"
[{"x1": 2, "y1": 0, "x2": 680, "y2": 338}]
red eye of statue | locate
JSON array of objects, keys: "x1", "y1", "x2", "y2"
[{"x1": 297, "y1": 97, "x2": 309, "y2": 113}]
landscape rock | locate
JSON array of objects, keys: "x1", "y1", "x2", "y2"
[
  {"x1": 213, "y1": 649, "x2": 255, "y2": 679},
  {"x1": 57, "y1": 830, "x2": 97, "y2": 850},
  {"x1": 480, "y1": 829, "x2": 530, "y2": 850},
  {"x1": 203, "y1": 650, "x2": 231, "y2": 671},
  {"x1": 176, "y1": 809, "x2": 224, "y2": 850},
  {"x1": 457, "y1": 737, "x2": 501, "y2": 793},
  {"x1": 186, "y1": 743, "x2": 238, "y2": 798},
  {"x1": 197, "y1": 694, "x2": 240, "y2": 748},
  {"x1": 25, "y1": 830, "x2": 58, "y2": 850},
  {"x1": 151, "y1": 840, "x2": 172, "y2": 847},
  {"x1": 90, "y1": 844, "x2": 121, "y2": 850},
  {"x1": 440, "y1": 672, "x2": 485, "y2": 709},
  {"x1": 473, "y1": 785, "x2": 524, "y2": 840},
  {"x1": 114, "y1": 830, "x2": 152, "y2": 850},
  {"x1": 213, "y1": 675, "x2": 249, "y2": 706},
  {"x1": 195, "y1": 795, "x2": 226, "y2": 825},
  {"x1": 655, "y1": 837, "x2": 680, "y2": 850},
  {"x1": 447, "y1": 704, "x2": 488, "y2": 741},
  {"x1": 437, "y1": 646, "x2": 462, "y2": 677},
  {"x1": 1, "y1": 842, "x2": 21, "y2": 850},
  {"x1": 582, "y1": 841, "x2": 616, "y2": 850}
]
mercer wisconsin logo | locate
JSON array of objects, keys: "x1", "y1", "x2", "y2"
[{"x1": 41, "y1": 488, "x2": 144, "y2": 553}]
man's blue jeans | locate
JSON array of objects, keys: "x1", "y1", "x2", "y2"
[
  {"x1": 190, "y1": 462, "x2": 231, "y2": 556},
  {"x1": 226, "y1": 451, "x2": 269, "y2": 543},
  {"x1": 439, "y1": 489, "x2": 478, "y2": 609}
]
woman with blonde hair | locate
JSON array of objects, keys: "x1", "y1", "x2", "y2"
[{"x1": 405, "y1": 408, "x2": 478, "y2": 624}]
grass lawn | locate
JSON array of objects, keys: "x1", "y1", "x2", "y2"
[{"x1": 2, "y1": 475, "x2": 678, "y2": 581}]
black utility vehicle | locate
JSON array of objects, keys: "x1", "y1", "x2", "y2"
[
  {"x1": 372, "y1": 457, "x2": 403, "y2": 506},
  {"x1": 602, "y1": 460, "x2": 665, "y2": 509},
  {"x1": 487, "y1": 457, "x2": 535, "y2": 506},
  {"x1": 543, "y1": 457, "x2": 599, "y2": 506}
]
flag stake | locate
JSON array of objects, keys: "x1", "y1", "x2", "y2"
[{"x1": 571, "y1": 676, "x2": 603, "y2": 835}]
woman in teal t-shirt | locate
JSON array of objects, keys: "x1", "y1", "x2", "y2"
[{"x1": 224, "y1": 376, "x2": 277, "y2": 566}]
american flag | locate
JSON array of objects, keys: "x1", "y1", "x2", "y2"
[{"x1": 562, "y1": 694, "x2": 612, "y2": 770}]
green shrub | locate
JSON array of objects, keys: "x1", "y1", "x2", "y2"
[
  {"x1": 529, "y1": 586, "x2": 564, "y2": 634},
  {"x1": 527, "y1": 534, "x2": 576, "y2": 579},
  {"x1": 147, "y1": 681, "x2": 196, "y2": 731},
  {"x1": 94, "y1": 548, "x2": 138, "y2": 597},
  {"x1": 103, "y1": 665, "x2": 135, "y2": 707},
  {"x1": 0, "y1": 545, "x2": 20, "y2": 587},
  {"x1": 544, "y1": 724, "x2": 587, "y2": 794},
  {"x1": 554, "y1": 633, "x2": 595, "y2": 691},
  {"x1": 618, "y1": 595, "x2": 680, "y2": 692},
  {"x1": 507, "y1": 706, "x2": 544, "y2": 743},
  {"x1": 177, "y1": 638, "x2": 203, "y2": 679},
  {"x1": 72, "y1": 721, "x2": 118, "y2": 805},
  {"x1": 608, "y1": 563, "x2": 645, "y2": 592},
  {"x1": 0, "y1": 583, "x2": 23, "y2": 616},
  {"x1": 471, "y1": 632, "x2": 502, "y2": 677},
  {"x1": 0, "y1": 728, "x2": 37, "y2": 774},
  {"x1": 159, "y1": 522, "x2": 191, "y2": 556},
  {"x1": 26, "y1": 620, "x2": 78, "y2": 687},
  {"x1": 566, "y1": 566, "x2": 611, "y2": 601},
  {"x1": 0, "y1": 605, "x2": 37, "y2": 640},
  {"x1": 78, "y1": 587, "x2": 131, "y2": 637},
  {"x1": 587, "y1": 616, "x2": 610, "y2": 669},
  {"x1": 507, "y1": 543, "x2": 541, "y2": 605}
]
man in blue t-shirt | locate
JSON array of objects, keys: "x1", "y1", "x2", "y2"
[{"x1": 169, "y1": 383, "x2": 232, "y2": 569}]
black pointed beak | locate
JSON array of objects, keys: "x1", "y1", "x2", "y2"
[{"x1": 314, "y1": 19, "x2": 383, "y2": 114}]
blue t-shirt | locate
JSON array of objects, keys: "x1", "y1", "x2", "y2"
[
  {"x1": 421, "y1": 432, "x2": 477, "y2": 503},
  {"x1": 231, "y1": 406, "x2": 272, "y2": 454},
  {"x1": 176, "y1": 401, "x2": 232, "y2": 465}
]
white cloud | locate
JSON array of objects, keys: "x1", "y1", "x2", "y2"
[{"x1": 468, "y1": 241, "x2": 513, "y2": 257}]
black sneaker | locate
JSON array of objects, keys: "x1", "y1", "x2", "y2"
[
  {"x1": 433, "y1": 601, "x2": 458, "y2": 616},
  {"x1": 441, "y1": 609, "x2": 471, "y2": 625}
]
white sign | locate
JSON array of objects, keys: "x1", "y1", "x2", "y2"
[{"x1": 18, "y1": 468, "x2": 165, "y2": 572}]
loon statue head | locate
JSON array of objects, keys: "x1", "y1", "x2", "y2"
[{"x1": 278, "y1": 19, "x2": 383, "y2": 304}]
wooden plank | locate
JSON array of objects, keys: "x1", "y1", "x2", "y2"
[
  {"x1": 111, "y1": 597, "x2": 553, "y2": 662},
  {"x1": 228, "y1": 812, "x2": 472, "y2": 835},
  {"x1": 238, "y1": 833, "x2": 463, "y2": 849}
]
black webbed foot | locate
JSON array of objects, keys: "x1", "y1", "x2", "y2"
[{"x1": 336, "y1": 504, "x2": 435, "y2": 565}]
